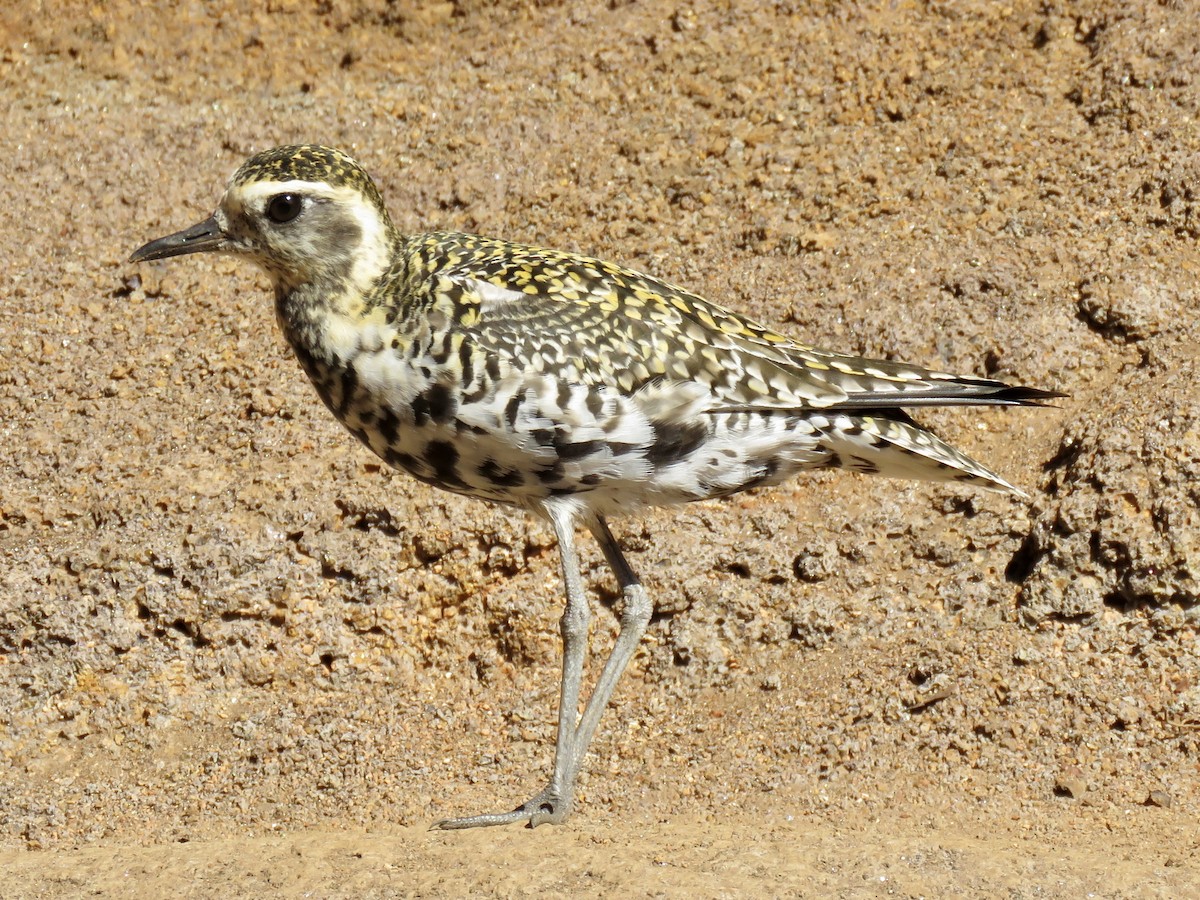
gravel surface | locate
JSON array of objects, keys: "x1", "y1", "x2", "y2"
[{"x1": 1, "y1": 1, "x2": 1197, "y2": 896}]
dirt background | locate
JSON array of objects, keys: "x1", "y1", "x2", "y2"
[{"x1": 2, "y1": 1, "x2": 1198, "y2": 896}]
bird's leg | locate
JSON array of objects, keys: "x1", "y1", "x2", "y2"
[
  {"x1": 431, "y1": 511, "x2": 651, "y2": 830},
  {"x1": 432, "y1": 504, "x2": 590, "y2": 830},
  {"x1": 566, "y1": 515, "x2": 651, "y2": 779}
]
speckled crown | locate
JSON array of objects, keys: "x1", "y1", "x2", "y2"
[{"x1": 230, "y1": 144, "x2": 387, "y2": 211}]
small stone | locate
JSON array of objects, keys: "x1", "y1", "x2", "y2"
[
  {"x1": 1145, "y1": 789, "x2": 1172, "y2": 809},
  {"x1": 1054, "y1": 767, "x2": 1087, "y2": 799},
  {"x1": 1012, "y1": 646, "x2": 1041, "y2": 665}
]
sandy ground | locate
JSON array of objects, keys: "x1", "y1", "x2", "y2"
[{"x1": 1, "y1": 1, "x2": 1198, "y2": 896}]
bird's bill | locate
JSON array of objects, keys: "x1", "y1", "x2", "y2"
[{"x1": 128, "y1": 215, "x2": 224, "y2": 263}]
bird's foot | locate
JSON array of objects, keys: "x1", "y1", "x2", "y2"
[{"x1": 430, "y1": 784, "x2": 573, "y2": 830}]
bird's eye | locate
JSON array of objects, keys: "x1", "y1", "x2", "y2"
[{"x1": 266, "y1": 193, "x2": 303, "y2": 224}]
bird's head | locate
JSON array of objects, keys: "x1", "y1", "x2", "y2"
[{"x1": 129, "y1": 145, "x2": 397, "y2": 294}]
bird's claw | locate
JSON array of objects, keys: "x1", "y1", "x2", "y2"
[{"x1": 430, "y1": 785, "x2": 572, "y2": 830}]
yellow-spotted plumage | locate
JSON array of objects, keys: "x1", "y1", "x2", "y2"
[{"x1": 130, "y1": 144, "x2": 1061, "y2": 830}]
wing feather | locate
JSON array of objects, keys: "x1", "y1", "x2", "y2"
[{"x1": 404, "y1": 233, "x2": 1061, "y2": 412}]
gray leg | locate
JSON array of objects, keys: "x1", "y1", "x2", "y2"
[
  {"x1": 431, "y1": 510, "x2": 651, "y2": 830},
  {"x1": 567, "y1": 515, "x2": 652, "y2": 778}
]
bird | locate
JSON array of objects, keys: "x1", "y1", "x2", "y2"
[{"x1": 129, "y1": 144, "x2": 1061, "y2": 830}]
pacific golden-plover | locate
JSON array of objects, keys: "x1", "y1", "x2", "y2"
[{"x1": 130, "y1": 144, "x2": 1059, "y2": 829}]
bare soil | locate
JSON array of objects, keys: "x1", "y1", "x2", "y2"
[{"x1": 1, "y1": 1, "x2": 1197, "y2": 896}]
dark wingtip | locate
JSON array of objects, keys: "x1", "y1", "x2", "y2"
[{"x1": 989, "y1": 385, "x2": 1070, "y2": 407}]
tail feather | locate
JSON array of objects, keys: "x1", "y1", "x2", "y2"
[{"x1": 822, "y1": 412, "x2": 1025, "y2": 496}]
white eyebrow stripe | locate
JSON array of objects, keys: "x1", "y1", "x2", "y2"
[{"x1": 235, "y1": 179, "x2": 343, "y2": 204}]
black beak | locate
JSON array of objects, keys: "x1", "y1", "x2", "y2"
[{"x1": 128, "y1": 215, "x2": 225, "y2": 263}]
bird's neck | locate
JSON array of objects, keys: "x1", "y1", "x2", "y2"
[
  {"x1": 273, "y1": 263, "x2": 398, "y2": 372},
  {"x1": 272, "y1": 221, "x2": 403, "y2": 367}
]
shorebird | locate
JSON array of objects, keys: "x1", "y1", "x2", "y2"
[{"x1": 130, "y1": 144, "x2": 1059, "y2": 829}]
